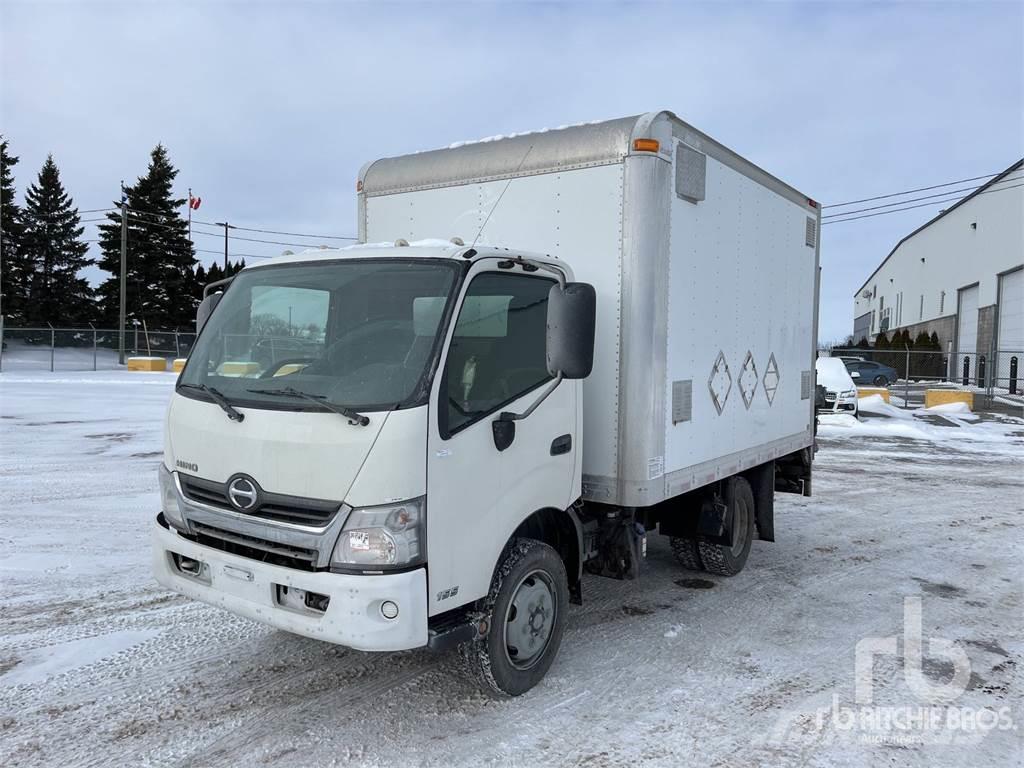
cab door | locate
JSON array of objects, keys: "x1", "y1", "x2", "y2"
[{"x1": 426, "y1": 265, "x2": 576, "y2": 615}]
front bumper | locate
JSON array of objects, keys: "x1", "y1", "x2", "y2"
[
  {"x1": 823, "y1": 395, "x2": 858, "y2": 413},
  {"x1": 152, "y1": 517, "x2": 428, "y2": 651}
]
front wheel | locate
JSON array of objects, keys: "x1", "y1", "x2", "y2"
[{"x1": 462, "y1": 538, "x2": 569, "y2": 697}]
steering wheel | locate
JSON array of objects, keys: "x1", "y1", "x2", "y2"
[{"x1": 258, "y1": 357, "x2": 319, "y2": 379}]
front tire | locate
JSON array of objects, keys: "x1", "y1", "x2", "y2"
[
  {"x1": 698, "y1": 476, "x2": 756, "y2": 576},
  {"x1": 462, "y1": 538, "x2": 569, "y2": 697}
]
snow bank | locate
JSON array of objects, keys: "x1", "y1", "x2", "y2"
[
  {"x1": 924, "y1": 401, "x2": 972, "y2": 414},
  {"x1": 818, "y1": 413, "x2": 932, "y2": 440},
  {"x1": 857, "y1": 394, "x2": 913, "y2": 419}
]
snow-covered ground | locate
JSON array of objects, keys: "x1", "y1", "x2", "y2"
[{"x1": 1, "y1": 373, "x2": 1021, "y2": 767}]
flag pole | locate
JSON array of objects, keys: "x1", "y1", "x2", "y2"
[{"x1": 187, "y1": 187, "x2": 192, "y2": 245}]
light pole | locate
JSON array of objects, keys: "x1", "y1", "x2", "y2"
[{"x1": 118, "y1": 182, "x2": 128, "y2": 365}]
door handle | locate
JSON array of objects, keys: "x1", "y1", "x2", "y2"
[{"x1": 550, "y1": 434, "x2": 572, "y2": 456}]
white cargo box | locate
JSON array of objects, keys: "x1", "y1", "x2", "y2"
[{"x1": 359, "y1": 111, "x2": 819, "y2": 507}]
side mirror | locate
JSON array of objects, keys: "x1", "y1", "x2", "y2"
[
  {"x1": 492, "y1": 417, "x2": 516, "y2": 452},
  {"x1": 546, "y1": 282, "x2": 596, "y2": 379},
  {"x1": 850, "y1": 370, "x2": 861, "y2": 379},
  {"x1": 196, "y1": 293, "x2": 221, "y2": 334}
]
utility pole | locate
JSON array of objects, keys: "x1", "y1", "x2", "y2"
[
  {"x1": 215, "y1": 221, "x2": 235, "y2": 272},
  {"x1": 118, "y1": 182, "x2": 128, "y2": 365}
]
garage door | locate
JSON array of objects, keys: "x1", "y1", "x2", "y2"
[
  {"x1": 997, "y1": 268, "x2": 1023, "y2": 391},
  {"x1": 955, "y1": 285, "x2": 979, "y2": 382},
  {"x1": 956, "y1": 285, "x2": 979, "y2": 355}
]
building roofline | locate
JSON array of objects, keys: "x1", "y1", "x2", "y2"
[{"x1": 853, "y1": 158, "x2": 1024, "y2": 297}]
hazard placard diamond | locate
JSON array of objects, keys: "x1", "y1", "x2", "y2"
[
  {"x1": 708, "y1": 351, "x2": 732, "y2": 415},
  {"x1": 763, "y1": 353, "x2": 780, "y2": 405}
]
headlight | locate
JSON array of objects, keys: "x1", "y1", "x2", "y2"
[
  {"x1": 158, "y1": 464, "x2": 187, "y2": 531},
  {"x1": 331, "y1": 497, "x2": 425, "y2": 569},
  {"x1": 841, "y1": 389, "x2": 857, "y2": 398}
]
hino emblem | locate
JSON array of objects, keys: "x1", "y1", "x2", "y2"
[{"x1": 226, "y1": 475, "x2": 259, "y2": 512}]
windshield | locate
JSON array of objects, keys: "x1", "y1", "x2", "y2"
[{"x1": 179, "y1": 259, "x2": 461, "y2": 411}]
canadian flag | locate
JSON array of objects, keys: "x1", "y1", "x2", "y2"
[{"x1": 189, "y1": 194, "x2": 202, "y2": 210}]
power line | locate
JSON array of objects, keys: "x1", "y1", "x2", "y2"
[
  {"x1": 193, "y1": 247, "x2": 271, "y2": 260},
  {"x1": 190, "y1": 222, "x2": 332, "y2": 249},
  {"x1": 192, "y1": 219, "x2": 357, "y2": 241},
  {"x1": 67, "y1": 201, "x2": 358, "y2": 244},
  {"x1": 823, "y1": 170, "x2": 1011, "y2": 209},
  {"x1": 821, "y1": 173, "x2": 1024, "y2": 220},
  {"x1": 822, "y1": 181, "x2": 1024, "y2": 225}
]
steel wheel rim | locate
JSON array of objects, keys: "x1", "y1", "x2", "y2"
[
  {"x1": 730, "y1": 497, "x2": 751, "y2": 557},
  {"x1": 503, "y1": 569, "x2": 557, "y2": 670}
]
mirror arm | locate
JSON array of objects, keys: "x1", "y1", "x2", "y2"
[
  {"x1": 499, "y1": 373, "x2": 564, "y2": 422},
  {"x1": 203, "y1": 276, "x2": 235, "y2": 298}
]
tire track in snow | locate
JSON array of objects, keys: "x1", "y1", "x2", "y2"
[{"x1": 170, "y1": 652, "x2": 433, "y2": 768}]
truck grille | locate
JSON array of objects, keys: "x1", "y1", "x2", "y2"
[
  {"x1": 179, "y1": 475, "x2": 340, "y2": 526},
  {"x1": 189, "y1": 521, "x2": 319, "y2": 571}
]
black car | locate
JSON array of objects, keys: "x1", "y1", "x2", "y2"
[{"x1": 844, "y1": 359, "x2": 899, "y2": 387}]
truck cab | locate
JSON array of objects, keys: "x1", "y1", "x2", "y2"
[{"x1": 154, "y1": 242, "x2": 596, "y2": 693}]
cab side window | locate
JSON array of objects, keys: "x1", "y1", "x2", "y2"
[{"x1": 442, "y1": 272, "x2": 553, "y2": 436}]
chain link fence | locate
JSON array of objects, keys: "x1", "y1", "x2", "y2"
[
  {"x1": 0, "y1": 325, "x2": 197, "y2": 372},
  {"x1": 823, "y1": 346, "x2": 1024, "y2": 412}
]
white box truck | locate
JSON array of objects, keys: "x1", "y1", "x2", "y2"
[{"x1": 153, "y1": 111, "x2": 820, "y2": 696}]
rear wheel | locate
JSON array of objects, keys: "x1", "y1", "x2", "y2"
[
  {"x1": 670, "y1": 537, "x2": 704, "y2": 571},
  {"x1": 698, "y1": 476, "x2": 756, "y2": 576},
  {"x1": 462, "y1": 538, "x2": 569, "y2": 697},
  {"x1": 873, "y1": 374, "x2": 889, "y2": 386}
]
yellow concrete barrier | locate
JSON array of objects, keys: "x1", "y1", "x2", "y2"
[
  {"x1": 925, "y1": 389, "x2": 973, "y2": 409},
  {"x1": 857, "y1": 387, "x2": 890, "y2": 403},
  {"x1": 218, "y1": 361, "x2": 261, "y2": 376},
  {"x1": 172, "y1": 358, "x2": 188, "y2": 373},
  {"x1": 127, "y1": 357, "x2": 167, "y2": 372}
]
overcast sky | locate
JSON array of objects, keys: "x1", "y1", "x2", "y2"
[{"x1": 2, "y1": 0, "x2": 1022, "y2": 340}]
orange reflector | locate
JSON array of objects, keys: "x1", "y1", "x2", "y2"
[
  {"x1": 356, "y1": 180, "x2": 363, "y2": 192},
  {"x1": 633, "y1": 138, "x2": 660, "y2": 153},
  {"x1": 807, "y1": 198, "x2": 818, "y2": 208}
]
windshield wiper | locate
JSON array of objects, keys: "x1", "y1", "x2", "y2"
[
  {"x1": 246, "y1": 386, "x2": 370, "y2": 426},
  {"x1": 179, "y1": 383, "x2": 245, "y2": 422}
]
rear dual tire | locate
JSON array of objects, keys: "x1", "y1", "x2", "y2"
[{"x1": 670, "y1": 476, "x2": 756, "y2": 577}]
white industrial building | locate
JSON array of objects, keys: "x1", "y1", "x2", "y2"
[{"x1": 852, "y1": 159, "x2": 1023, "y2": 389}]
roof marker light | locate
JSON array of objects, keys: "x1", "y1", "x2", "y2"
[{"x1": 633, "y1": 138, "x2": 660, "y2": 153}]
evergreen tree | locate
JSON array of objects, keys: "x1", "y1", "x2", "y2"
[
  {"x1": 914, "y1": 331, "x2": 932, "y2": 379},
  {"x1": 205, "y1": 262, "x2": 225, "y2": 284},
  {"x1": 20, "y1": 155, "x2": 95, "y2": 325},
  {"x1": 95, "y1": 145, "x2": 197, "y2": 329},
  {"x1": 1, "y1": 136, "x2": 29, "y2": 323},
  {"x1": 194, "y1": 263, "x2": 207, "y2": 293},
  {"x1": 873, "y1": 331, "x2": 891, "y2": 369}
]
